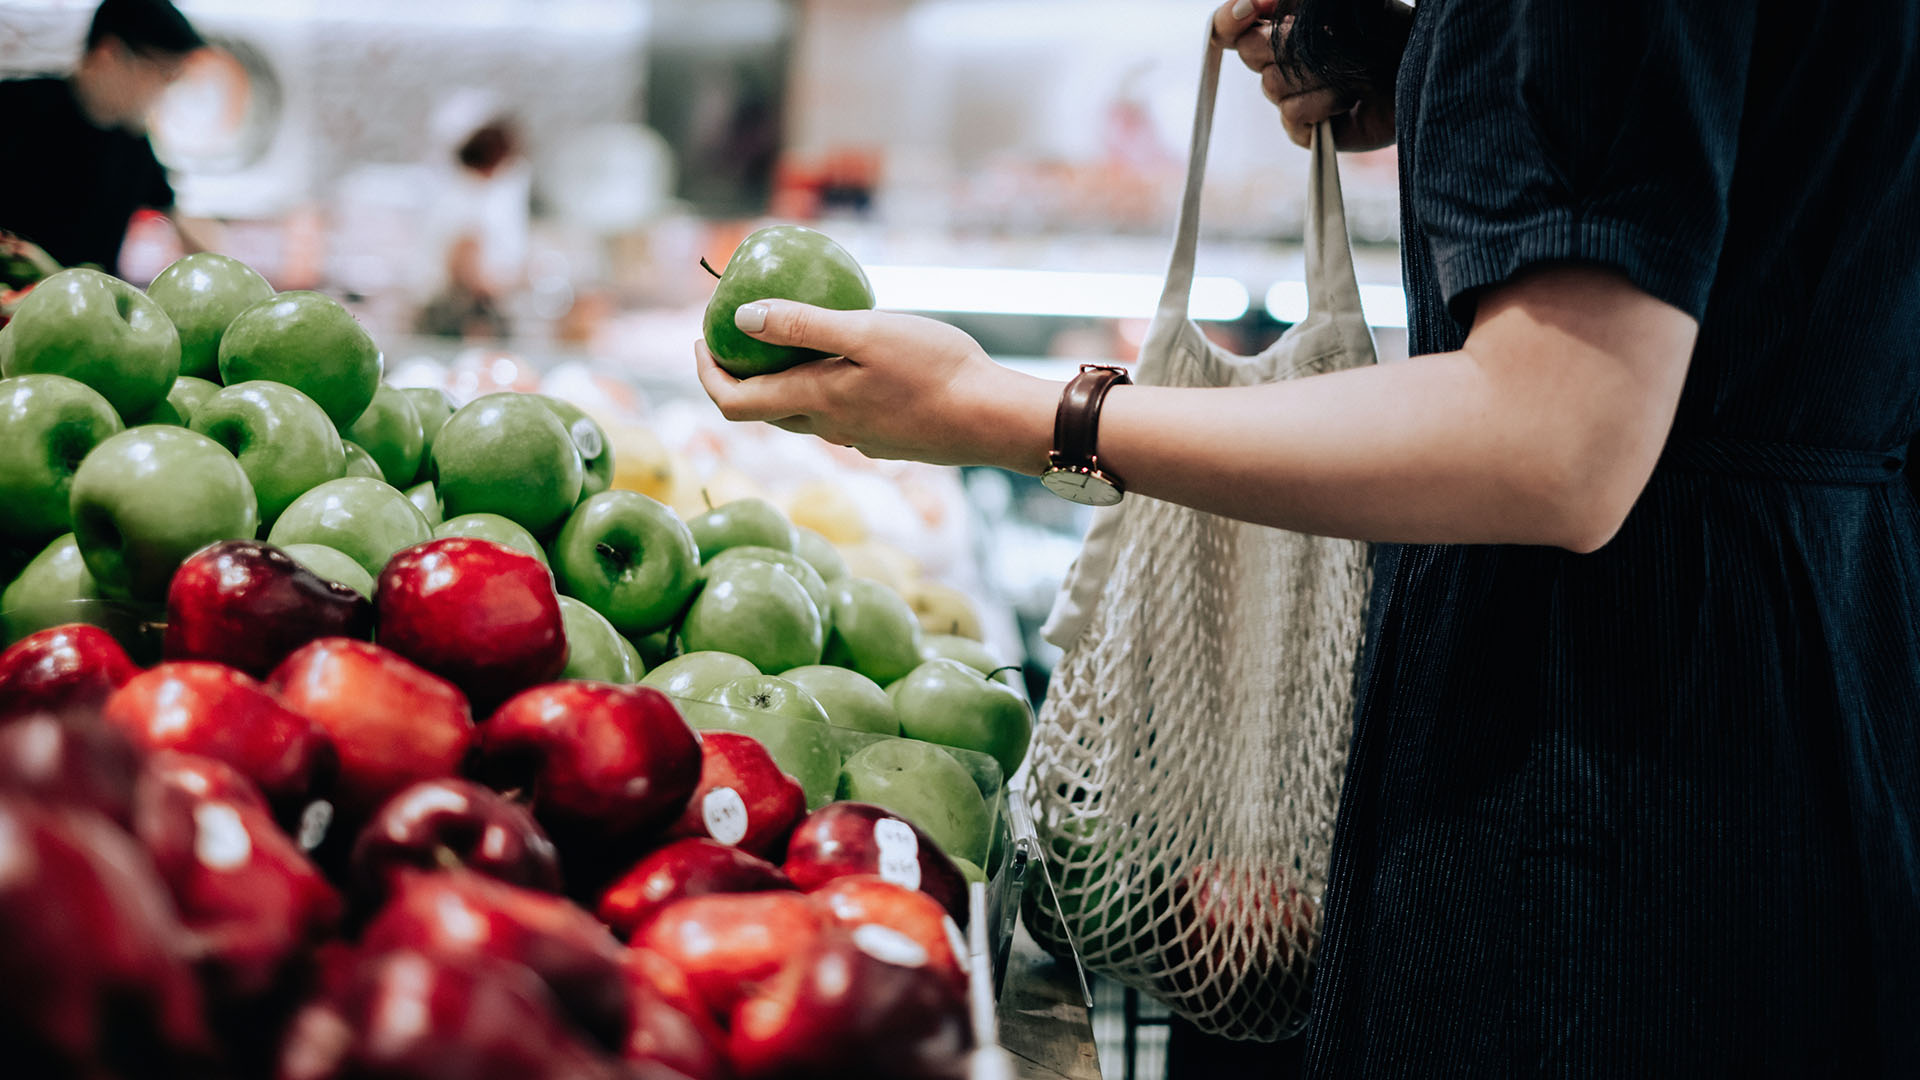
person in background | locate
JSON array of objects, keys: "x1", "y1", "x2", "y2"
[
  {"x1": 0, "y1": 0, "x2": 206, "y2": 277},
  {"x1": 415, "y1": 98, "x2": 532, "y2": 341}
]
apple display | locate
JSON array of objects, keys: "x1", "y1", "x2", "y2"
[
  {"x1": 0, "y1": 374, "x2": 122, "y2": 542},
  {"x1": 597, "y1": 837, "x2": 796, "y2": 940},
  {"x1": 559, "y1": 595, "x2": 639, "y2": 683},
  {"x1": 661, "y1": 730, "x2": 806, "y2": 858},
  {"x1": 838, "y1": 738, "x2": 993, "y2": 867},
  {"x1": 551, "y1": 490, "x2": 700, "y2": 636},
  {"x1": 163, "y1": 539, "x2": 372, "y2": 677},
  {"x1": 694, "y1": 679, "x2": 839, "y2": 808},
  {"x1": 639, "y1": 651, "x2": 757, "y2": 702},
  {"x1": 350, "y1": 778, "x2": 561, "y2": 900},
  {"x1": 279, "y1": 542, "x2": 376, "y2": 599},
  {"x1": 144, "y1": 252, "x2": 274, "y2": 381},
  {"x1": 375, "y1": 538, "x2": 567, "y2": 711},
  {"x1": 537, "y1": 395, "x2": 613, "y2": 500},
  {"x1": 686, "y1": 496, "x2": 797, "y2": 561},
  {"x1": 781, "y1": 664, "x2": 900, "y2": 735},
  {"x1": 703, "y1": 543, "x2": 828, "y2": 615},
  {"x1": 701, "y1": 225, "x2": 875, "y2": 379},
  {"x1": 343, "y1": 384, "x2": 425, "y2": 488},
  {"x1": 890, "y1": 658, "x2": 1032, "y2": 779},
  {"x1": 1, "y1": 267, "x2": 180, "y2": 420},
  {"x1": 821, "y1": 578, "x2": 924, "y2": 687},
  {"x1": 217, "y1": 291, "x2": 382, "y2": 429},
  {"x1": 635, "y1": 890, "x2": 826, "y2": 1021},
  {"x1": 435, "y1": 512, "x2": 551, "y2": 570},
  {"x1": 781, "y1": 801, "x2": 969, "y2": 920},
  {"x1": 792, "y1": 526, "x2": 848, "y2": 583},
  {"x1": 431, "y1": 393, "x2": 583, "y2": 535},
  {"x1": 808, "y1": 875, "x2": 970, "y2": 994},
  {"x1": 678, "y1": 560, "x2": 822, "y2": 674},
  {"x1": 0, "y1": 622, "x2": 138, "y2": 725},
  {"x1": 267, "y1": 476, "x2": 434, "y2": 581},
  {"x1": 69, "y1": 426, "x2": 258, "y2": 601},
  {"x1": 188, "y1": 381, "x2": 346, "y2": 527},
  {"x1": 1, "y1": 534, "x2": 103, "y2": 643},
  {"x1": 102, "y1": 662, "x2": 328, "y2": 807}
]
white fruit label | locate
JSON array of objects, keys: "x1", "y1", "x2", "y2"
[
  {"x1": 942, "y1": 915, "x2": 970, "y2": 965},
  {"x1": 873, "y1": 817, "x2": 921, "y2": 890},
  {"x1": 852, "y1": 923, "x2": 928, "y2": 969},
  {"x1": 193, "y1": 803, "x2": 253, "y2": 870},
  {"x1": 570, "y1": 419, "x2": 605, "y2": 461},
  {"x1": 701, "y1": 787, "x2": 750, "y2": 846}
]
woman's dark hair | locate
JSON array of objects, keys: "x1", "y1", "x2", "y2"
[
  {"x1": 1273, "y1": 0, "x2": 1411, "y2": 101},
  {"x1": 458, "y1": 121, "x2": 522, "y2": 174},
  {"x1": 87, "y1": 0, "x2": 204, "y2": 58}
]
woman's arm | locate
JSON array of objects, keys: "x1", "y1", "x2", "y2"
[{"x1": 695, "y1": 266, "x2": 1696, "y2": 553}]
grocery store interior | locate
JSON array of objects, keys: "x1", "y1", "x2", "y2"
[{"x1": 0, "y1": 1, "x2": 1417, "y2": 1075}]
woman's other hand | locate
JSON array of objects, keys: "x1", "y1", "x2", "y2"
[
  {"x1": 1212, "y1": 0, "x2": 1405, "y2": 151},
  {"x1": 695, "y1": 302, "x2": 1055, "y2": 474}
]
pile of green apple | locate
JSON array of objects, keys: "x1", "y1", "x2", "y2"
[{"x1": 0, "y1": 254, "x2": 1031, "y2": 871}]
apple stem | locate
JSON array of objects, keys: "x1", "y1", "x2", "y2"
[
  {"x1": 596, "y1": 541, "x2": 631, "y2": 572},
  {"x1": 701, "y1": 488, "x2": 714, "y2": 511},
  {"x1": 700, "y1": 257, "x2": 722, "y2": 280},
  {"x1": 431, "y1": 845, "x2": 464, "y2": 872},
  {"x1": 989, "y1": 665, "x2": 1025, "y2": 681}
]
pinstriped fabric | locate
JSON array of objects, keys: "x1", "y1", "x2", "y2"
[{"x1": 1302, "y1": 0, "x2": 1920, "y2": 1076}]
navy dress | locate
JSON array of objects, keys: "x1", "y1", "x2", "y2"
[{"x1": 1304, "y1": 0, "x2": 1920, "y2": 1076}]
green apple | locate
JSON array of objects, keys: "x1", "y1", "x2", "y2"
[
  {"x1": 155, "y1": 375, "x2": 219, "y2": 426},
  {"x1": 145, "y1": 253, "x2": 273, "y2": 380},
  {"x1": 793, "y1": 527, "x2": 848, "y2": 582},
  {"x1": 431, "y1": 393, "x2": 583, "y2": 535},
  {"x1": 406, "y1": 482, "x2": 443, "y2": 529},
  {"x1": 550, "y1": 491, "x2": 699, "y2": 636},
  {"x1": 781, "y1": 664, "x2": 899, "y2": 735},
  {"x1": 217, "y1": 291, "x2": 382, "y2": 429},
  {"x1": 344, "y1": 384, "x2": 425, "y2": 487},
  {"x1": 341, "y1": 442, "x2": 384, "y2": 479},
  {"x1": 696, "y1": 677, "x2": 840, "y2": 807},
  {"x1": 399, "y1": 387, "x2": 456, "y2": 483},
  {"x1": 3, "y1": 268, "x2": 180, "y2": 420},
  {"x1": 703, "y1": 545, "x2": 828, "y2": 616},
  {"x1": 0, "y1": 374, "x2": 123, "y2": 542},
  {"x1": 559, "y1": 595, "x2": 636, "y2": 682},
  {"x1": 919, "y1": 633, "x2": 1022, "y2": 689},
  {"x1": 838, "y1": 738, "x2": 992, "y2": 866},
  {"x1": 266, "y1": 476, "x2": 432, "y2": 579},
  {"x1": 890, "y1": 658, "x2": 1032, "y2": 779},
  {"x1": 189, "y1": 380, "x2": 346, "y2": 527},
  {"x1": 280, "y1": 542, "x2": 376, "y2": 598},
  {"x1": 702, "y1": 225, "x2": 874, "y2": 378},
  {"x1": 679, "y1": 561, "x2": 822, "y2": 673},
  {"x1": 536, "y1": 396, "x2": 612, "y2": 500},
  {"x1": 952, "y1": 857, "x2": 987, "y2": 885},
  {"x1": 616, "y1": 630, "x2": 646, "y2": 678},
  {"x1": 822, "y1": 578, "x2": 923, "y2": 686},
  {"x1": 1, "y1": 534, "x2": 102, "y2": 643},
  {"x1": 688, "y1": 497, "x2": 796, "y2": 562},
  {"x1": 705, "y1": 675, "x2": 831, "y2": 726},
  {"x1": 640, "y1": 651, "x2": 757, "y2": 701},
  {"x1": 631, "y1": 629, "x2": 675, "y2": 670},
  {"x1": 69, "y1": 426, "x2": 258, "y2": 601},
  {"x1": 434, "y1": 513, "x2": 550, "y2": 570}
]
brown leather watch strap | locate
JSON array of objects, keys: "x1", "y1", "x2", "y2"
[{"x1": 1050, "y1": 364, "x2": 1132, "y2": 472}]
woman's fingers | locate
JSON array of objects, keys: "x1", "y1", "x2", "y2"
[
  {"x1": 1279, "y1": 86, "x2": 1353, "y2": 147},
  {"x1": 1211, "y1": 0, "x2": 1278, "y2": 49},
  {"x1": 733, "y1": 299, "x2": 871, "y2": 358},
  {"x1": 695, "y1": 339, "x2": 832, "y2": 423}
]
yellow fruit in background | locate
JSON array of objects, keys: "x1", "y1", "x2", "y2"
[
  {"x1": 786, "y1": 480, "x2": 867, "y2": 546},
  {"x1": 906, "y1": 581, "x2": 986, "y2": 641},
  {"x1": 607, "y1": 424, "x2": 676, "y2": 503},
  {"x1": 704, "y1": 466, "x2": 768, "y2": 510},
  {"x1": 838, "y1": 540, "x2": 919, "y2": 595}
]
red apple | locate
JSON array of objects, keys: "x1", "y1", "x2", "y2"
[
  {"x1": 351, "y1": 777, "x2": 561, "y2": 901},
  {"x1": 0, "y1": 711, "x2": 142, "y2": 825},
  {"x1": 361, "y1": 868, "x2": 631, "y2": 1052},
  {"x1": 809, "y1": 875, "x2": 970, "y2": 994},
  {"x1": 0, "y1": 623, "x2": 140, "y2": 725},
  {"x1": 0, "y1": 796, "x2": 213, "y2": 1076},
  {"x1": 276, "y1": 948, "x2": 624, "y2": 1080},
  {"x1": 782, "y1": 802, "x2": 970, "y2": 921},
  {"x1": 269, "y1": 638, "x2": 474, "y2": 815},
  {"x1": 164, "y1": 540, "x2": 373, "y2": 678},
  {"x1": 636, "y1": 892, "x2": 827, "y2": 1023},
  {"x1": 598, "y1": 837, "x2": 795, "y2": 941},
  {"x1": 375, "y1": 537, "x2": 567, "y2": 712},
  {"x1": 660, "y1": 731, "x2": 805, "y2": 860},
  {"x1": 1156, "y1": 859, "x2": 1317, "y2": 1018},
  {"x1": 477, "y1": 681, "x2": 701, "y2": 846},
  {"x1": 621, "y1": 948, "x2": 732, "y2": 1080},
  {"x1": 727, "y1": 926, "x2": 973, "y2": 1080},
  {"x1": 134, "y1": 750, "x2": 343, "y2": 997},
  {"x1": 102, "y1": 661, "x2": 330, "y2": 806}
]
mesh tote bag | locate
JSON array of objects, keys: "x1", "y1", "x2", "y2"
[{"x1": 1021, "y1": 20, "x2": 1377, "y2": 1043}]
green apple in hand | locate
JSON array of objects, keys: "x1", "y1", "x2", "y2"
[
  {"x1": 435, "y1": 513, "x2": 549, "y2": 570},
  {"x1": 344, "y1": 384, "x2": 425, "y2": 487},
  {"x1": 679, "y1": 560, "x2": 823, "y2": 673},
  {"x1": 280, "y1": 542, "x2": 376, "y2": 598},
  {"x1": 399, "y1": 387, "x2": 456, "y2": 483},
  {"x1": 696, "y1": 675, "x2": 840, "y2": 807},
  {"x1": 341, "y1": 441, "x2": 384, "y2": 479},
  {"x1": 3, "y1": 268, "x2": 180, "y2": 420},
  {"x1": 536, "y1": 396, "x2": 612, "y2": 500},
  {"x1": 822, "y1": 578, "x2": 924, "y2": 686},
  {"x1": 890, "y1": 658, "x2": 1033, "y2": 779},
  {"x1": 145, "y1": 253, "x2": 273, "y2": 380},
  {"x1": 687, "y1": 497, "x2": 796, "y2": 562},
  {"x1": 640, "y1": 650, "x2": 758, "y2": 701},
  {"x1": 838, "y1": 738, "x2": 992, "y2": 866},
  {"x1": 406, "y1": 482, "x2": 443, "y2": 528},
  {"x1": 432, "y1": 392, "x2": 583, "y2": 535},
  {"x1": 550, "y1": 490, "x2": 699, "y2": 636},
  {"x1": 2, "y1": 534, "x2": 102, "y2": 642},
  {"x1": 0, "y1": 374, "x2": 122, "y2": 542},
  {"x1": 190, "y1": 380, "x2": 346, "y2": 527},
  {"x1": 781, "y1": 664, "x2": 899, "y2": 735},
  {"x1": 69, "y1": 426, "x2": 258, "y2": 601},
  {"x1": 266, "y1": 476, "x2": 432, "y2": 579},
  {"x1": 218, "y1": 291, "x2": 382, "y2": 428},
  {"x1": 793, "y1": 527, "x2": 848, "y2": 582},
  {"x1": 702, "y1": 225, "x2": 874, "y2": 378},
  {"x1": 559, "y1": 595, "x2": 637, "y2": 682}
]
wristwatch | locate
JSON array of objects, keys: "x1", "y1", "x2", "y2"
[{"x1": 1039, "y1": 364, "x2": 1132, "y2": 506}]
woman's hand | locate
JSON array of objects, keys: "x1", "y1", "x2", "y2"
[
  {"x1": 1212, "y1": 0, "x2": 1404, "y2": 151},
  {"x1": 694, "y1": 301, "x2": 1056, "y2": 473}
]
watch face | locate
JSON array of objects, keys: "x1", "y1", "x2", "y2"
[{"x1": 1042, "y1": 467, "x2": 1123, "y2": 507}]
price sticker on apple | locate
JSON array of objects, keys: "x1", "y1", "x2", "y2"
[
  {"x1": 873, "y1": 817, "x2": 921, "y2": 890},
  {"x1": 852, "y1": 923, "x2": 929, "y2": 969},
  {"x1": 702, "y1": 787, "x2": 750, "y2": 847}
]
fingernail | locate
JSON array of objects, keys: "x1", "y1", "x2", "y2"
[
  {"x1": 735, "y1": 303, "x2": 768, "y2": 333},
  {"x1": 1231, "y1": 0, "x2": 1254, "y2": 19}
]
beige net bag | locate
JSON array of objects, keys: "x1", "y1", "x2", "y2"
[{"x1": 1022, "y1": 18, "x2": 1377, "y2": 1043}]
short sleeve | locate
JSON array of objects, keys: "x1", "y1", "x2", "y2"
[{"x1": 1409, "y1": 0, "x2": 1758, "y2": 323}]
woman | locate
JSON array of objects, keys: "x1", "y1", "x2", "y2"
[{"x1": 697, "y1": 0, "x2": 1920, "y2": 1074}]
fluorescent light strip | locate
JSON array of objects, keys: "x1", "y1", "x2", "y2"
[
  {"x1": 1264, "y1": 281, "x2": 1409, "y2": 328},
  {"x1": 866, "y1": 266, "x2": 1251, "y2": 322}
]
